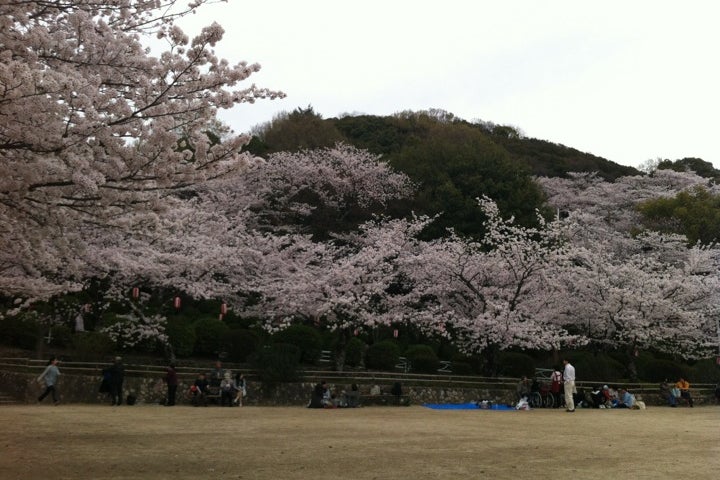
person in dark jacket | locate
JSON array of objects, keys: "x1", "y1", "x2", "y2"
[
  {"x1": 108, "y1": 357, "x2": 125, "y2": 406},
  {"x1": 308, "y1": 381, "x2": 326, "y2": 408},
  {"x1": 164, "y1": 364, "x2": 178, "y2": 406},
  {"x1": 190, "y1": 373, "x2": 210, "y2": 407}
]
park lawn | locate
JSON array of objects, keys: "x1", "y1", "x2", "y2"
[{"x1": 1, "y1": 404, "x2": 718, "y2": 479}]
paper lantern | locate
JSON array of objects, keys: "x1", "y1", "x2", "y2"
[{"x1": 173, "y1": 296, "x2": 181, "y2": 309}]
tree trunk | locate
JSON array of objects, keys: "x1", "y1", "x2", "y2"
[
  {"x1": 551, "y1": 348, "x2": 560, "y2": 366},
  {"x1": 626, "y1": 346, "x2": 639, "y2": 382},
  {"x1": 482, "y1": 344, "x2": 500, "y2": 377},
  {"x1": 334, "y1": 329, "x2": 350, "y2": 372}
]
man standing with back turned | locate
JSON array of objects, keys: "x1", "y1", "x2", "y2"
[{"x1": 563, "y1": 358, "x2": 576, "y2": 412}]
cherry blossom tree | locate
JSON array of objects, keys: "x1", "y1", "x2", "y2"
[
  {"x1": 552, "y1": 230, "x2": 720, "y2": 378},
  {"x1": 537, "y1": 169, "x2": 716, "y2": 235},
  {"x1": 1, "y1": 1, "x2": 283, "y2": 302},
  {"x1": 392, "y1": 197, "x2": 576, "y2": 375},
  {"x1": 62, "y1": 144, "x2": 416, "y2": 355},
  {"x1": 228, "y1": 143, "x2": 415, "y2": 237},
  {"x1": 539, "y1": 171, "x2": 720, "y2": 372}
]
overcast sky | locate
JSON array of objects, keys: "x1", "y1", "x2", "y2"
[{"x1": 178, "y1": 0, "x2": 720, "y2": 169}]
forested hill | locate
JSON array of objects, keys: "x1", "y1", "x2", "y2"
[
  {"x1": 244, "y1": 108, "x2": 718, "y2": 239},
  {"x1": 246, "y1": 108, "x2": 641, "y2": 181}
]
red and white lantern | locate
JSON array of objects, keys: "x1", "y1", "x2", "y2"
[
  {"x1": 132, "y1": 287, "x2": 139, "y2": 299},
  {"x1": 173, "y1": 296, "x2": 181, "y2": 310},
  {"x1": 393, "y1": 329, "x2": 399, "y2": 338},
  {"x1": 220, "y1": 303, "x2": 228, "y2": 315}
]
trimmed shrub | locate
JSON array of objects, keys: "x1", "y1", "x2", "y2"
[
  {"x1": 250, "y1": 343, "x2": 301, "y2": 389},
  {"x1": 410, "y1": 352, "x2": 440, "y2": 374},
  {"x1": 226, "y1": 329, "x2": 261, "y2": 363},
  {"x1": 193, "y1": 318, "x2": 230, "y2": 356},
  {"x1": 49, "y1": 325, "x2": 73, "y2": 348},
  {"x1": 497, "y1": 352, "x2": 535, "y2": 378},
  {"x1": 566, "y1": 352, "x2": 626, "y2": 382},
  {"x1": 452, "y1": 354, "x2": 484, "y2": 375},
  {"x1": 0, "y1": 316, "x2": 41, "y2": 349},
  {"x1": 271, "y1": 324, "x2": 323, "y2": 364},
  {"x1": 404, "y1": 344, "x2": 436, "y2": 359},
  {"x1": 690, "y1": 359, "x2": 720, "y2": 383},
  {"x1": 365, "y1": 340, "x2": 400, "y2": 371},
  {"x1": 451, "y1": 361, "x2": 474, "y2": 375},
  {"x1": 343, "y1": 337, "x2": 365, "y2": 368},
  {"x1": 165, "y1": 319, "x2": 196, "y2": 358},
  {"x1": 72, "y1": 331, "x2": 115, "y2": 361},
  {"x1": 405, "y1": 344, "x2": 439, "y2": 374},
  {"x1": 640, "y1": 359, "x2": 691, "y2": 383}
]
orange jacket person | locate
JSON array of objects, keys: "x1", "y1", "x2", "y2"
[{"x1": 675, "y1": 377, "x2": 694, "y2": 407}]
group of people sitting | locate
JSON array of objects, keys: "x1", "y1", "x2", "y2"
[
  {"x1": 188, "y1": 361, "x2": 247, "y2": 407},
  {"x1": 307, "y1": 381, "x2": 361, "y2": 408},
  {"x1": 587, "y1": 385, "x2": 640, "y2": 409},
  {"x1": 659, "y1": 377, "x2": 694, "y2": 407}
]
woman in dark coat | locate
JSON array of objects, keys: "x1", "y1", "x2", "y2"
[{"x1": 164, "y1": 364, "x2": 178, "y2": 406}]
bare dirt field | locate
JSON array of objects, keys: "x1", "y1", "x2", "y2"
[{"x1": 1, "y1": 404, "x2": 718, "y2": 480}]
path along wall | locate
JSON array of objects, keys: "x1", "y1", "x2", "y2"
[
  {"x1": 1, "y1": 368, "x2": 715, "y2": 407},
  {"x1": 0, "y1": 369, "x2": 517, "y2": 406}
]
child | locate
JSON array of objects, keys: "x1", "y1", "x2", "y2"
[{"x1": 37, "y1": 357, "x2": 61, "y2": 405}]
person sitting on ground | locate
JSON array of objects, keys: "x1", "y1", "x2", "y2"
[
  {"x1": 205, "y1": 360, "x2": 224, "y2": 404},
  {"x1": 616, "y1": 388, "x2": 635, "y2": 409},
  {"x1": 219, "y1": 371, "x2": 238, "y2": 407},
  {"x1": 345, "y1": 383, "x2": 360, "y2": 408},
  {"x1": 675, "y1": 377, "x2": 694, "y2": 407},
  {"x1": 660, "y1": 379, "x2": 677, "y2": 407},
  {"x1": 322, "y1": 383, "x2": 336, "y2": 408},
  {"x1": 590, "y1": 386, "x2": 605, "y2": 408},
  {"x1": 190, "y1": 373, "x2": 210, "y2": 407},
  {"x1": 390, "y1": 381, "x2": 403, "y2": 406},
  {"x1": 308, "y1": 381, "x2": 327, "y2": 408},
  {"x1": 208, "y1": 361, "x2": 225, "y2": 389},
  {"x1": 606, "y1": 385, "x2": 620, "y2": 408},
  {"x1": 516, "y1": 376, "x2": 531, "y2": 401}
]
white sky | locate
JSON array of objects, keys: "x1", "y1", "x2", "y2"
[{"x1": 178, "y1": 0, "x2": 720, "y2": 169}]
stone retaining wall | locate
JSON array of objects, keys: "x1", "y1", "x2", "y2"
[
  {"x1": 1, "y1": 370, "x2": 514, "y2": 406},
  {"x1": 2, "y1": 370, "x2": 715, "y2": 407}
]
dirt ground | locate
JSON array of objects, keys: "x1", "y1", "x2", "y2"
[{"x1": 1, "y1": 404, "x2": 718, "y2": 480}]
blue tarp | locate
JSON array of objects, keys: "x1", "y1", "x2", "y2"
[{"x1": 423, "y1": 403, "x2": 515, "y2": 410}]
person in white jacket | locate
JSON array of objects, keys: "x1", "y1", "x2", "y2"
[{"x1": 562, "y1": 358, "x2": 576, "y2": 412}]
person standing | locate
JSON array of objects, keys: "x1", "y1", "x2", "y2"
[
  {"x1": 563, "y1": 358, "x2": 576, "y2": 412},
  {"x1": 109, "y1": 356, "x2": 124, "y2": 406},
  {"x1": 234, "y1": 373, "x2": 247, "y2": 406},
  {"x1": 550, "y1": 367, "x2": 563, "y2": 408},
  {"x1": 164, "y1": 363, "x2": 178, "y2": 406},
  {"x1": 37, "y1": 357, "x2": 61, "y2": 405}
]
